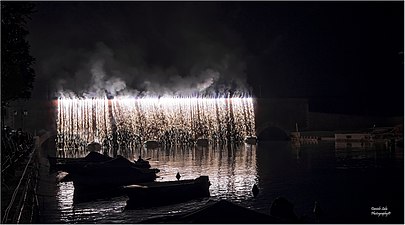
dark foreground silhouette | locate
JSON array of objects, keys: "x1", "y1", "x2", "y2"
[{"x1": 139, "y1": 199, "x2": 297, "y2": 224}]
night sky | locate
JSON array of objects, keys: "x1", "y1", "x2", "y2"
[{"x1": 26, "y1": 1, "x2": 404, "y2": 116}]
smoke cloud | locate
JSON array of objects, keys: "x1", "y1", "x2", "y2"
[{"x1": 28, "y1": 2, "x2": 250, "y2": 99}]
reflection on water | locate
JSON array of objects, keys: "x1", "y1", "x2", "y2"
[
  {"x1": 58, "y1": 144, "x2": 258, "y2": 199},
  {"x1": 54, "y1": 144, "x2": 258, "y2": 223},
  {"x1": 144, "y1": 144, "x2": 258, "y2": 200},
  {"x1": 52, "y1": 141, "x2": 403, "y2": 223}
]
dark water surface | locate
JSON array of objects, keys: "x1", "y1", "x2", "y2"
[{"x1": 48, "y1": 141, "x2": 404, "y2": 223}]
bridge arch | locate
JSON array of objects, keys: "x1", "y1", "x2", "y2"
[{"x1": 256, "y1": 122, "x2": 290, "y2": 141}]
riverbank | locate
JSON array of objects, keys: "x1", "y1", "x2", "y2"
[
  {"x1": 36, "y1": 146, "x2": 61, "y2": 223},
  {"x1": 1, "y1": 129, "x2": 37, "y2": 224}
]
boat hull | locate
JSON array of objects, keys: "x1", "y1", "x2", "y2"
[
  {"x1": 72, "y1": 186, "x2": 125, "y2": 204},
  {"x1": 68, "y1": 164, "x2": 159, "y2": 188},
  {"x1": 196, "y1": 138, "x2": 209, "y2": 147},
  {"x1": 51, "y1": 152, "x2": 153, "y2": 174},
  {"x1": 144, "y1": 140, "x2": 160, "y2": 149},
  {"x1": 124, "y1": 176, "x2": 211, "y2": 208},
  {"x1": 58, "y1": 154, "x2": 160, "y2": 189},
  {"x1": 48, "y1": 151, "x2": 113, "y2": 172},
  {"x1": 244, "y1": 136, "x2": 258, "y2": 145}
]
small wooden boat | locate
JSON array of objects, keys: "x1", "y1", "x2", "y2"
[
  {"x1": 244, "y1": 136, "x2": 258, "y2": 145},
  {"x1": 124, "y1": 176, "x2": 211, "y2": 208},
  {"x1": 48, "y1": 151, "x2": 113, "y2": 173},
  {"x1": 72, "y1": 186, "x2": 125, "y2": 204},
  {"x1": 134, "y1": 157, "x2": 151, "y2": 169},
  {"x1": 87, "y1": 141, "x2": 102, "y2": 152},
  {"x1": 50, "y1": 152, "x2": 152, "y2": 173},
  {"x1": 67, "y1": 157, "x2": 160, "y2": 188},
  {"x1": 48, "y1": 151, "x2": 112, "y2": 164},
  {"x1": 69, "y1": 168, "x2": 158, "y2": 188},
  {"x1": 196, "y1": 138, "x2": 209, "y2": 147},
  {"x1": 144, "y1": 140, "x2": 160, "y2": 149}
]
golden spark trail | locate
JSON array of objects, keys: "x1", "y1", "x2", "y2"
[{"x1": 56, "y1": 96, "x2": 256, "y2": 153}]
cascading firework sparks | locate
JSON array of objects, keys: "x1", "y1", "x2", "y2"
[{"x1": 56, "y1": 96, "x2": 256, "y2": 151}]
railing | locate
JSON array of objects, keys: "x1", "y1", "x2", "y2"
[{"x1": 1, "y1": 135, "x2": 39, "y2": 224}]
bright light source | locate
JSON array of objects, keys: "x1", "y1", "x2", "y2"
[{"x1": 56, "y1": 95, "x2": 256, "y2": 151}]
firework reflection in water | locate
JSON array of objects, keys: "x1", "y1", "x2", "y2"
[{"x1": 56, "y1": 96, "x2": 256, "y2": 155}]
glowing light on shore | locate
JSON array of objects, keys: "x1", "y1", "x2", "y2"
[{"x1": 56, "y1": 96, "x2": 256, "y2": 152}]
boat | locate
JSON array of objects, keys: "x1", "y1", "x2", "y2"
[
  {"x1": 49, "y1": 151, "x2": 152, "y2": 172},
  {"x1": 66, "y1": 156, "x2": 160, "y2": 188},
  {"x1": 124, "y1": 176, "x2": 211, "y2": 208},
  {"x1": 144, "y1": 140, "x2": 160, "y2": 149},
  {"x1": 196, "y1": 138, "x2": 209, "y2": 147},
  {"x1": 244, "y1": 136, "x2": 258, "y2": 145},
  {"x1": 134, "y1": 156, "x2": 152, "y2": 169},
  {"x1": 48, "y1": 151, "x2": 113, "y2": 173},
  {"x1": 87, "y1": 141, "x2": 102, "y2": 152},
  {"x1": 72, "y1": 185, "x2": 125, "y2": 204}
]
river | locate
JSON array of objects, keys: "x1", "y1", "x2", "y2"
[{"x1": 43, "y1": 140, "x2": 403, "y2": 223}]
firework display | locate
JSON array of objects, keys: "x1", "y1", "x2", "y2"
[{"x1": 56, "y1": 96, "x2": 256, "y2": 152}]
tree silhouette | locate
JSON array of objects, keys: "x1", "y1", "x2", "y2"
[{"x1": 1, "y1": 2, "x2": 36, "y2": 107}]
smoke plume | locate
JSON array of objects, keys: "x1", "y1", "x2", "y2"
[{"x1": 28, "y1": 2, "x2": 250, "y2": 98}]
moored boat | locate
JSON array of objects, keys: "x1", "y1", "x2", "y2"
[
  {"x1": 196, "y1": 138, "x2": 209, "y2": 147},
  {"x1": 124, "y1": 176, "x2": 211, "y2": 208},
  {"x1": 72, "y1": 185, "x2": 125, "y2": 204},
  {"x1": 134, "y1": 156, "x2": 152, "y2": 168},
  {"x1": 67, "y1": 156, "x2": 160, "y2": 188},
  {"x1": 69, "y1": 168, "x2": 158, "y2": 189},
  {"x1": 48, "y1": 151, "x2": 113, "y2": 173},
  {"x1": 55, "y1": 153, "x2": 160, "y2": 190},
  {"x1": 244, "y1": 136, "x2": 258, "y2": 145},
  {"x1": 50, "y1": 151, "x2": 153, "y2": 173},
  {"x1": 144, "y1": 140, "x2": 160, "y2": 149},
  {"x1": 87, "y1": 141, "x2": 102, "y2": 152}
]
